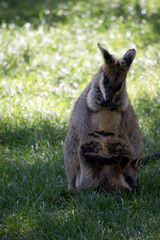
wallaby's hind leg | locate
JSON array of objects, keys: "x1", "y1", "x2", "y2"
[
  {"x1": 75, "y1": 141, "x2": 103, "y2": 189},
  {"x1": 63, "y1": 126, "x2": 79, "y2": 191}
]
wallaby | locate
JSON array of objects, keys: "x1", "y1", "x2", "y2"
[
  {"x1": 85, "y1": 151, "x2": 160, "y2": 192},
  {"x1": 84, "y1": 152, "x2": 143, "y2": 192},
  {"x1": 63, "y1": 43, "x2": 144, "y2": 193}
]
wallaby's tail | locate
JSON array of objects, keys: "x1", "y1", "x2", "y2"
[{"x1": 141, "y1": 152, "x2": 160, "y2": 165}]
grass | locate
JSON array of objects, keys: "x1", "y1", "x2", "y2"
[{"x1": 0, "y1": 0, "x2": 160, "y2": 239}]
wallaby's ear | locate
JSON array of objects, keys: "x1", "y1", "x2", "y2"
[
  {"x1": 97, "y1": 43, "x2": 115, "y2": 65},
  {"x1": 120, "y1": 157, "x2": 130, "y2": 170},
  {"x1": 123, "y1": 49, "x2": 136, "y2": 67},
  {"x1": 131, "y1": 155, "x2": 144, "y2": 168}
]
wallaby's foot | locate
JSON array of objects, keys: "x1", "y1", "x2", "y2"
[
  {"x1": 58, "y1": 190, "x2": 74, "y2": 203},
  {"x1": 66, "y1": 190, "x2": 74, "y2": 198}
]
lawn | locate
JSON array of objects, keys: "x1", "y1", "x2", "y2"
[{"x1": 0, "y1": 0, "x2": 160, "y2": 239}]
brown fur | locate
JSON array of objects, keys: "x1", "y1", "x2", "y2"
[{"x1": 63, "y1": 44, "x2": 144, "y2": 192}]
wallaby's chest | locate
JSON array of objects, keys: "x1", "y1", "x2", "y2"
[{"x1": 92, "y1": 109, "x2": 121, "y2": 133}]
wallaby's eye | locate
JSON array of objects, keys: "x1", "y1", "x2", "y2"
[
  {"x1": 103, "y1": 75, "x2": 109, "y2": 85},
  {"x1": 115, "y1": 80, "x2": 124, "y2": 93},
  {"x1": 118, "y1": 80, "x2": 124, "y2": 88},
  {"x1": 123, "y1": 173, "x2": 133, "y2": 186}
]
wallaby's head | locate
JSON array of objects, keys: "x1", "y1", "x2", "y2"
[
  {"x1": 97, "y1": 43, "x2": 136, "y2": 110},
  {"x1": 99, "y1": 156, "x2": 142, "y2": 193},
  {"x1": 99, "y1": 156, "x2": 131, "y2": 192},
  {"x1": 122, "y1": 156, "x2": 143, "y2": 192}
]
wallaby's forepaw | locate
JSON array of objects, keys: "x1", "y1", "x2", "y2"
[
  {"x1": 85, "y1": 152, "x2": 119, "y2": 165},
  {"x1": 108, "y1": 102, "x2": 121, "y2": 111}
]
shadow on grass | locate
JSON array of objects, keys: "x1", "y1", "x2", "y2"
[
  {"x1": 0, "y1": 0, "x2": 160, "y2": 42},
  {"x1": 0, "y1": 95, "x2": 160, "y2": 239},
  {"x1": 0, "y1": 118, "x2": 67, "y2": 149},
  {"x1": 0, "y1": 118, "x2": 67, "y2": 213},
  {"x1": 0, "y1": 0, "x2": 74, "y2": 26}
]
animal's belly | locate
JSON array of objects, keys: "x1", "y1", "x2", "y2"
[{"x1": 92, "y1": 109, "x2": 121, "y2": 133}]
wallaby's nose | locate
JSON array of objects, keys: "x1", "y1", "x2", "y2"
[{"x1": 105, "y1": 97, "x2": 112, "y2": 105}]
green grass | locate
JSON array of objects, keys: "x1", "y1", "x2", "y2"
[{"x1": 0, "y1": 0, "x2": 160, "y2": 239}]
